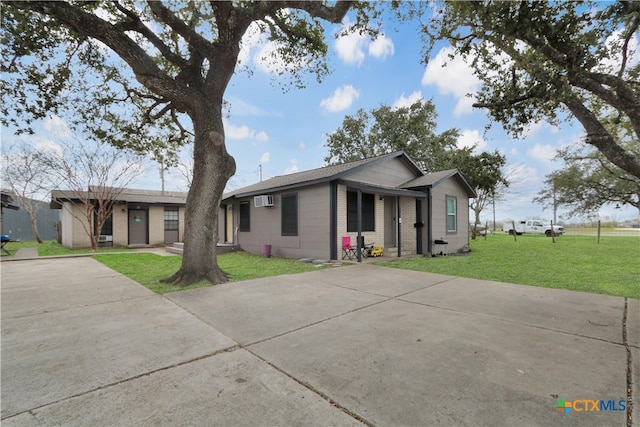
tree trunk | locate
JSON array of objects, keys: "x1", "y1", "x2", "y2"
[
  {"x1": 28, "y1": 212, "x2": 43, "y2": 244},
  {"x1": 161, "y1": 102, "x2": 236, "y2": 287}
]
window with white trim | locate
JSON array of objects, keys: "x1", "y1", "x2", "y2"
[{"x1": 446, "y1": 195, "x2": 457, "y2": 233}]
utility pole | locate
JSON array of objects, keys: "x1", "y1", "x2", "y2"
[
  {"x1": 258, "y1": 164, "x2": 262, "y2": 182},
  {"x1": 552, "y1": 179, "x2": 557, "y2": 225},
  {"x1": 159, "y1": 158, "x2": 165, "y2": 194}
]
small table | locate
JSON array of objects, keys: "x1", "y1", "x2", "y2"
[{"x1": 433, "y1": 239, "x2": 448, "y2": 256}]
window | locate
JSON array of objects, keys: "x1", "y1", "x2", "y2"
[
  {"x1": 347, "y1": 191, "x2": 375, "y2": 232},
  {"x1": 239, "y1": 201, "x2": 250, "y2": 232},
  {"x1": 164, "y1": 207, "x2": 179, "y2": 231},
  {"x1": 281, "y1": 193, "x2": 298, "y2": 236},
  {"x1": 446, "y1": 196, "x2": 457, "y2": 233}
]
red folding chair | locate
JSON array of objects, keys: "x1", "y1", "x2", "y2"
[{"x1": 341, "y1": 236, "x2": 356, "y2": 260}]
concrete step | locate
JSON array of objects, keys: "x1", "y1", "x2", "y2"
[
  {"x1": 165, "y1": 245, "x2": 183, "y2": 255},
  {"x1": 165, "y1": 242, "x2": 239, "y2": 256}
]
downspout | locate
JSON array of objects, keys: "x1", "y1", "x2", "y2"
[
  {"x1": 357, "y1": 189, "x2": 362, "y2": 263},
  {"x1": 397, "y1": 196, "x2": 401, "y2": 257},
  {"x1": 427, "y1": 188, "x2": 433, "y2": 256}
]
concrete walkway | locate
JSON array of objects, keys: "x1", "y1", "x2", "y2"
[{"x1": 1, "y1": 257, "x2": 637, "y2": 426}]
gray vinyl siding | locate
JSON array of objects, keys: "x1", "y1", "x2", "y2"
[
  {"x1": 232, "y1": 183, "x2": 331, "y2": 259},
  {"x1": 345, "y1": 157, "x2": 417, "y2": 187},
  {"x1": 430, "y1": 178, "x2": 470, "y2": 254},
  {"x1": 1, "y1": 200, "x2": 60, "y2": 241}
]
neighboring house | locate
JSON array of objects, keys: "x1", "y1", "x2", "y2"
[
  {"x1": 1, "y1": 193, "x2": 60, "y2": 241},
  {"x1": 219, "y1": 151, "x2": 476, "y2": 260},
  {"x1": 50, "y1": 187, "x2": 187, "y2": 249},
  {"x1": 1, "y1": 190, "x2": 20, "y2": 236}
]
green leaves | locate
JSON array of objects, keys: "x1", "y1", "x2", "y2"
[
  {"x1": 420, "y1": 0, "x2": 640, "y2": 179},
  {"x1": 324, "y1": 98, "x2": 509, "y2": 222}
]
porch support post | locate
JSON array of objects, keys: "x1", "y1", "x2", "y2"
[
  {"x1": 329, "y1": 181, "x2": 338, "y2": 260},
  {"x1": 356, "y1": 189, "x2": 362, "y2": 263},
  {"x1": 397, "y1": 196, "x2": 401, "y2": 257},
  {"x1": 427, "y1": 189, "x2": 433, "y2": 255}
]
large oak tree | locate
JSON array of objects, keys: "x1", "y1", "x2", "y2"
[
  {"x1": 2, "y1": 1, "x2": 374, "y2": 285},
  {"x1": 421, "y1": 1, "x2": 640, "y2": 179}
]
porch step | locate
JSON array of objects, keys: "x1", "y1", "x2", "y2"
[
  {"x1": 165, "y1": 242, "x2": 183, "y2": 255},
  {"x1": 165, "y1": 242, "x2": 239, "y2": 256}
]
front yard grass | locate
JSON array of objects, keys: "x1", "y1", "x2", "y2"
[
  {"x1": 94, "y1": 251, "x2": 326, "y2": 294},
  {"x1": 1, "y1": 240, "x2": 130, "y2": 257},
  {"x1": 379, "y1": 234, "x2": 639, "y2": 299}
]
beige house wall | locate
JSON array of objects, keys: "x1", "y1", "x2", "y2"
[
  {"x1": 179, "y1": 207, "x2": 186, "y2": 242},
  {"x1": 399, "y1": 196, "x2": 417, "y2": 255},
  {"x1": 112, "y1": 207, "x2": 128, "y2": 247},
  {"x1": 60, "y1": 202, "x2": 185, "y2": 249},
  {"x1": 148, "y1": 206, "x2": 164, "y2": 246},
  {"x1": 61, "y1": 202, "x2": 91, "y2": 249}
]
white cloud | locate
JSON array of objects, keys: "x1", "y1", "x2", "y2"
[
  {"x1": 335, "y1": 29, "x2": 367, "y2": 66},
  {"x1": 238, "y1": 18, "x2": 306, "y2": 75},
  {"x1": 255, "y1": 131, "x2": 269, "y2": 142},
  {"x1": 284, "y1": 158, "x2": 298, "y2": 174},
  {"x1": 42, "y1": 115, "x2": 74, "y2": 139},
  {"x1": 457, "y1": 129, "x2": 487, "y2": 153},
  {"x1": 320, "y1": 85, "x2": 360, "y2": 113},
  {"x1": 422, "y1": 46, "x2": 480, "y2": 116},
  {"x1": 595, "y1": 29, "x2": 639, "y2": 75},
  {"x1": 226, "y1": 123, "x2": 253, "y2": 140},
  {"x1": 504, "y1": 162, "x2": 540, "y2": 191},
  {"x1": 225, "y1": 121, "x2": 269, "y2": 143},
  {"x1": 526, "y1": 143, "x2": 556, "y2": 164},
  {"x1": 299, "y1": 141, "x2": 306, "y2": 149},
  {"x1": 260, "y1": 152, "x2": 270, "y2": 163},
  {"x1": 392, "y1": 91, "x2": 423, "y2": 110},
  {"x1": 34, "y1": 139, "x2": 63, "y2": 158},
  {"x1": 228, "y1": 97, "x2": 278, "y2": 117},
  {"x1": 521, "y1": 121, "x2": 546, "y2": 139},
  {"x1": 368, "y1": 34, "x2": 394, "y2": 59},
  {"x1": 238, "y1": 22, "x2": 263, "y2": 67},
  {"x1": 335, "y1": 20, "x2": 394, "y2": 66}
]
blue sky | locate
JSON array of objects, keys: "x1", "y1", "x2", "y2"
[{"x1": 3, "y1": 6, "x2": 638, "y2": 225}]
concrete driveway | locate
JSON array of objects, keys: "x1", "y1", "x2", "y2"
[{"x1": 1, "y1": 257, "x2": 637, "y2": 426}]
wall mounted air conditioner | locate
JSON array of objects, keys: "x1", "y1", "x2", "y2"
[
  {"x1": 254, "y1": 195, "x2": 274, "y2": 207},
  {"x1": 98, "y1": 235, "x2": 113, "y2": 242}
]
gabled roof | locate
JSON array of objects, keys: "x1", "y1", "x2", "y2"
[
  {"x1": 51, "y1": 187, "x2": 187, "y2": 208},
  {"x1": 222, "y1": 151, "x2": 422, "y2": 200},
  {"x1": 401, "y1": 169, "x2": 477, "y2": 197},
  {"x1": 1, "y1": 190, "x2": 20, "y2": 211}
]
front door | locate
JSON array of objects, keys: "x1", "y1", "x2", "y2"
[
  {"x1": 128, "y1": 209, "x2": 148, "y2": 245},
  {"x1": 384, "y1": 197, "x2": 396, "y2": 247}
]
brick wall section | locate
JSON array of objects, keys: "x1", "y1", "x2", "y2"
[
  {"x1": 336, "y1": 184, "x2": 386, "y2": 258},
  {"x1": 148, "y1": 206, "x2": 164, "y2": 245},
  {"x1": 112, "y1": 208, "x2": 128, "y2": 247},
  {"x1": 399, "y1": 196, "x2": 417, "y2": 255},
  {"x1": 61, "y1": 203, "x2": 90, "y2": 248}
]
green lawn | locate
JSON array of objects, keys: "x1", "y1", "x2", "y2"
[
  {"x1": 94, "y1": 251, "x2": 328, "y2": 294},
  {"x1": 379, "y1": 234, "x2": 640, "y2": 299},
  {"x1": 1, "y1": 240, "x2": 130, "y2": 257}
]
